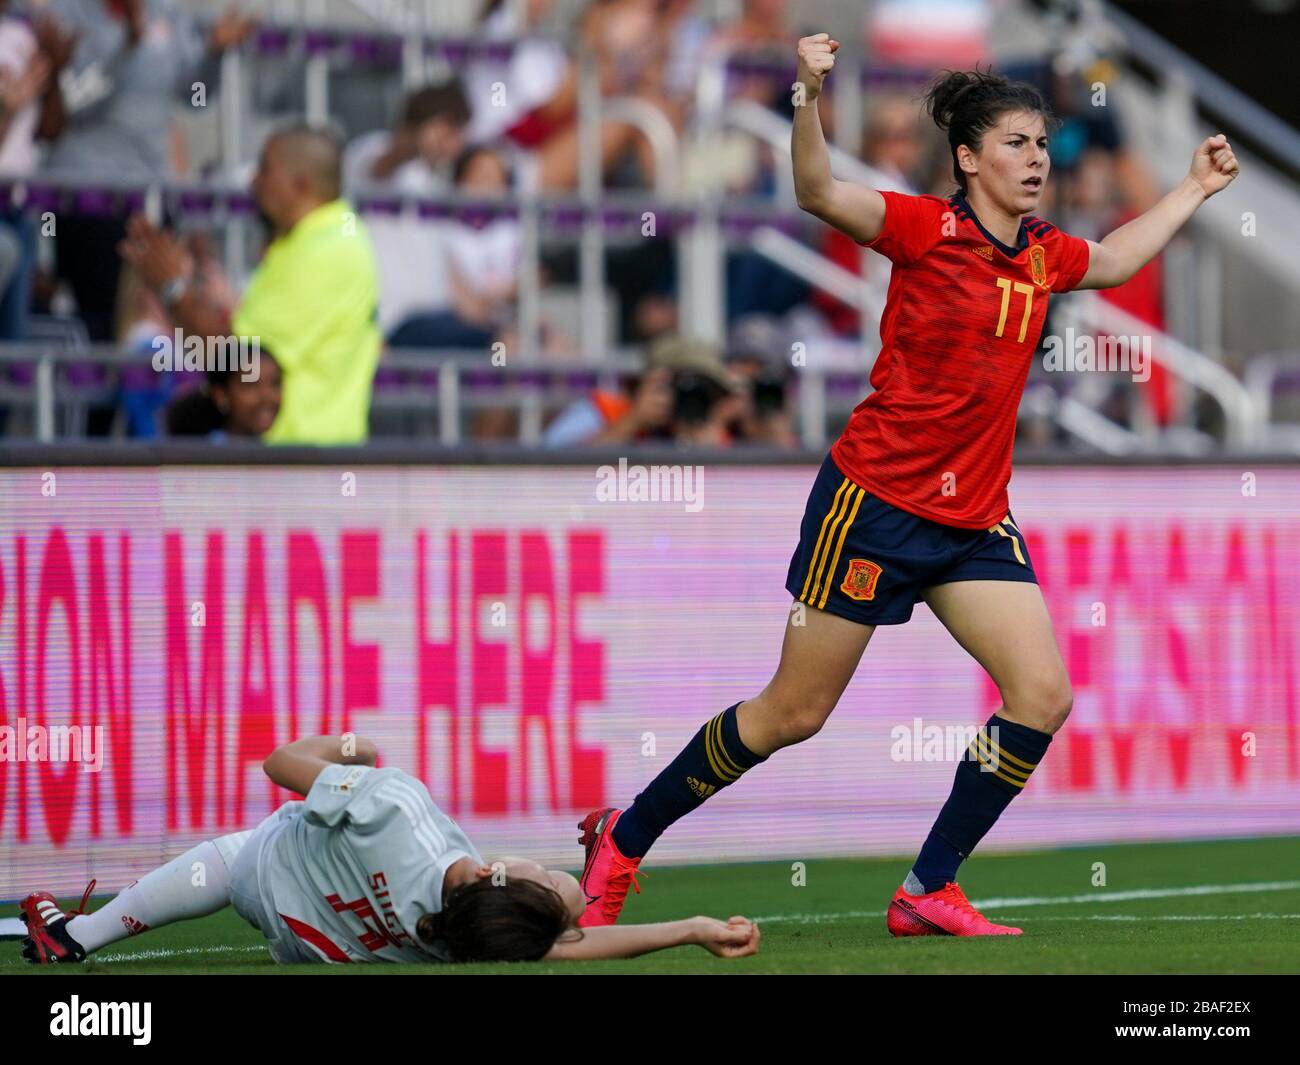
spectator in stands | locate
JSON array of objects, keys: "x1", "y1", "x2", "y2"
[
  {"x1": 344, "y1": 80, "x2": 470, "y2": 195},
  {"x1": 723, "y1": 347, "x2": 797, "y2": 449},
  {"x1": 651, "y1": 337, "x2": 747, "y2": 448},
  {"x1": 0, "y1": 7, "x2": 70, "y2": 340},
  {"x1": 43, "y1": 0, "x2": 254, "y2": 344},
  {"x1": 165, "y1": 353, "x2": 282, "y2": 441},
  {"x1": 115, "y1": 232, "x2": 237, "y2": 437},
  {"x1": 464, "y1": 0, "x2": 670, "y2": 192},
  {"x1": 543, "y1": 337, "x2": 744, "y2": 448},
  {"x1": 390, "y1": 145, "x2": 518, "y2": 352},
  {"x1": 680, "y1": 0, "x2": 792, "y2": 199},
  {"x1": 119, "y1": 125, "x2": 381, "y2": 445},
  {"x1": 657, "y1": 0, "x2": 714, "y2": 107},
  {"x1": 861, "y1": 95, "x2": 932, "y2": 188},
  {"x1": 543, "y1": 365, "x2": 673, "y2": 447},
  {"x1": 711, "y1": 0, "x2": 790, "y2": 51},
  {"x1": 343, "y1": 81, "x2": 470, "y2": 340}
]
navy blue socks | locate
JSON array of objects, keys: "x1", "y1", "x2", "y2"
[
  {"x1": 612, "y1": 703, "x2": 766, "y2": 860},
  {"x1": 908, "y1": 714, "x2": 1053, "y2": 894}
]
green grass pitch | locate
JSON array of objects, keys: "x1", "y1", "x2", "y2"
[{"x1": 5, "y1": 836, "x2": 1298, "y2": 974}]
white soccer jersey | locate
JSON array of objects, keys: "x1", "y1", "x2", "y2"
[{"x1": 250, "y1": 764, "x2": 483, "y2": 964}]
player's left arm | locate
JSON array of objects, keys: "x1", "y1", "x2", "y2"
[
  {"x1": 262, "y1": 735, "x2": 380, "y2": 796},
  {"x1": 1075, "y1": 134, "x2": 1239, "y2": 290},
  {"x1": 544, "y1": 915, "x2": 760, "y2": 961}
]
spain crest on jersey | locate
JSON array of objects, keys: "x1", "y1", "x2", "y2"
[
  {"x1": 840, "y1": 558, "x2": 883, "y2": 601},
  {"x1": 1029, "y1": 244, "x2": 1048, "y2": 288}
]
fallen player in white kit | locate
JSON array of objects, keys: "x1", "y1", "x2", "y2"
[{"x1": 17, "y1": 735, "x2": 761, "y2": 965}]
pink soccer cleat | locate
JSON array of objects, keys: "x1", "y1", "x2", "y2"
[
  {"x1": 576, "y1": 808, "x2": 645, "y2": 928},
  {"x1": 886, "y1": 881, "x2": 1022, "y2": 937}
]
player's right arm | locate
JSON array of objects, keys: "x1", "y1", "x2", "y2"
[
  {"x1": 262, "y1": 735, "x2": 380, "y2": 797},
  {"x1": 791, "y1": 33, "x2": 885, "y2": 244},
  {"x1": 544, "y1": 915, "x2": 760, "y2": 961}
]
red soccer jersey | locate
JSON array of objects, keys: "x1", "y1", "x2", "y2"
[{"x1": 830, "y1": 190, "x2": 1090, "y2": 529}]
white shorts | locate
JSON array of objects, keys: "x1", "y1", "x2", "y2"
[{"x1": 226, "y1": 801, "x2": 316, "y2": 964}]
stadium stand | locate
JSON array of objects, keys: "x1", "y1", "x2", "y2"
[{"x1": 0, "y1": 0, "x2": 1296, "y2": 454}]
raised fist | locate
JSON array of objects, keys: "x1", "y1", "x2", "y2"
[
  {"x1": 1189, "y1": 134, "x2": 1239, "y2": 198},
  {"x1": 795, "y1": 33, "x2": 839, "y2": 100}
]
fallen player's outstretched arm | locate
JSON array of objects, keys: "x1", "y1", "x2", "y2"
[{"x1": 544, "y1": 915, "x2": 760, "y2": 961}]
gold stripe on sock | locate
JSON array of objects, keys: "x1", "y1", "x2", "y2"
[
  {"x1": 974, "y1": 736, "x2": 1032, "y2": 783},
  {"x1": 970, "y1": 736, "x2": 1030, "y2": 788},
  {"x1": 709, "y1": 714, "x2": 747, "y2": 779},
  {"x1": 979, "y1": 728, "x2": 1038, "y2": 772},
  {"x1": 704, "y1": 715, "x2": 740, "y2": 783}
]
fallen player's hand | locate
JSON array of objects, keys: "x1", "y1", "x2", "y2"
[{"x1": 691, "y1": 915, "x2": 761, "y2": 958}]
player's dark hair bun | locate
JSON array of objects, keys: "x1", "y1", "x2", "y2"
[{"x1": 922, "y1": 68, "x2": 1055, "y2": 192}]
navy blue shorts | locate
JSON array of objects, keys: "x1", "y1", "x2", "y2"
[{"x1": 784, "y1": 452, "x2": 1037, "y2": 626}]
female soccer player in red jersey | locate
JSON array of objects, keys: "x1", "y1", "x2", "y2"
[{"x1": 578, "y1": 34, "x2": 1240, "y2": 936}]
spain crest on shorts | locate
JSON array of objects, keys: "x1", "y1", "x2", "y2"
[
  {"x1": 840, "y1": 558, "x2": 883, "y2": 601},
  {"x1": 1029, "y1": 244, "x2": 1048, "y2": 288}
]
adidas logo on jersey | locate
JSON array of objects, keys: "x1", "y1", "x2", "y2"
[{"x1": 973, "y1": 244, "x2": 994, "y2": 260}]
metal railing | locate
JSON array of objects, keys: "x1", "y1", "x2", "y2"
[
  {"x1": 0, "y1": 343, "x2": 645, "y2": 446},
  {"x1": 1051, "y1": 296, "x2": 1263, "y2": 448},
  {"x1": 0, "y1": 331, "x2": 1282, "y2": 454}
]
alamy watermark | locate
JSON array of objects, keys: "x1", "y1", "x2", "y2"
[
  {"x1": 595, "y1": 457, "x2": 704, "y2": 513},
  {"x1": 152, "y1": 329, "x2": 261, "y2": 382},
  {"x1": 1042, "y1": 328, "x2": 1151, "y2": 383},
  {"x1": 890, "y1": 717, "x2": 1006, "y2": 771},
  {"x1": 0, "y1": 718, "x2": 104, "y2": 773},
  {"x1": 50, "y1": 997, "x2": 150, "y2": 1044}
]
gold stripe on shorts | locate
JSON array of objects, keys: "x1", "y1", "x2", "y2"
[
  {"x1": 799, "y1": 477, "x2": 853, "y2": 602},
  {"x1": 817, "y1": 485, "x2": 866, "y2": 608}
]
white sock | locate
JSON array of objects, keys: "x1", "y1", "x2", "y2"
[
  {"x1": 903, "y1": 871, "x2": 929, "y2": 896},
  {"x1": 66, "y1": 834, "x2": 250, "y2": 955}
]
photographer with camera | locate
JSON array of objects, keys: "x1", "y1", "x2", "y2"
[{"x1": 542, "y1": 336, "x2": 748, "y2": 448}]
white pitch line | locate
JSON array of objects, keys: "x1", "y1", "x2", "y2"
[
  {"x1": 753, "y1": 879, "x2": 1300, "y2": 924},
  {"x1": 972, "y1": 880, "x2": 1300, "y2": 909},
  {"x1": 0, "y1": 943, "x2": 269, "y2": 969},
  {"x1": 753, "y1": 909, "x2": 881, "y2": 924},
  {"x1": 997, "y1": 913, "x2": 1300, "y2": 922},
  {"x1": 94, "y1": 945, "x2": 268, "y2": 964}
]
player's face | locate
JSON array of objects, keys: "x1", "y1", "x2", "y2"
[
  {"x1": 496, "y1": 856, "x2": 584, "y2": 925},
  {"x1": 975, "y1": 110, "x2": 1050, "y2": 215}
]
